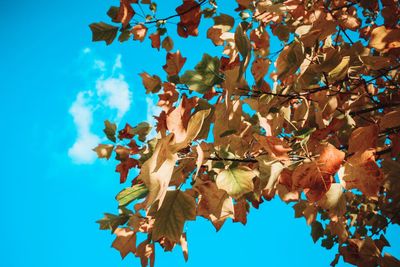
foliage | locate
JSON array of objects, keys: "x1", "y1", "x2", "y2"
[{"x1": 90, "y1": 0, "x2": 400, "y2": 266}]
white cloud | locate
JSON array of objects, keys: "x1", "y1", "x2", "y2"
[
  {"x1": 96, "y1": 74, "x2": 132, "y2": 120},
  {"x1": 68, "y1": 91, "x2": 100, "y2": 164},
  {"x1": 68, "y1": 54, "x2": 132, "y2": 164},
  {"x1": 93, "y1": 60, "x2": 106, "y2": 71},
  {"x1": 83, "y1": 47, "x2": 91, "y2": 54}
]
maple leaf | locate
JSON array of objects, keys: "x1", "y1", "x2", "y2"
[
  {"x1": 348, "y1": 125, "x2": 379, "y2": 154},
  {"x1": 338, "y1": 149, "x2": 384, "y2": 197},
  {"x1": 116, "y1": 183, "x2": 149, "y2": 206},
  {"x1": 162, "y1": 50, "x2": 186, "y2": 77},
  {"x1": 103, "y1": 120, "x2": 117, "y2": 142},
  {"x1": 93, "y1": 144, "x2": 114, "y2": 160},
  {"x1": 162, "y1": 36, "x2": 174, "y2": 51},
  {"x1": 112, "y1": 228, "x2": 137, "y2": 259},
  {"x1": 176, "y1": 0, "x2": 202, "y2": 38},
  {"x1": 137, "y1": 135, "x2": 178, "y2": 209},
  {"x1": 135, "y1": 240, "x2": 155, "y2": 267},
  {"x1": 116, "y1": 158, "x2": 139, "y2": 183},
  {"x1": 89, "y1": 22, "x2": 119, "y2": 45},
  {"x1": 132, "y1": 24, "x2": 148, "y2": 42},
  {"x1": 116, "y1": 0, "x2": 135, "y2": 27},
  {"x1": 254, "y1": 134, "x2": 292, "y2": 160},
  {"x1": 140, "y1": 72, "x2": 162, "y2": 94},
  {"x1": 216, "y1": 167, "x2": 256, "y2": 199},
  {"x1": 150, "y1": 190, "x2": 196, "y2": 243},
  {"x1": 180, "y1": 53, "x2": 223, "y2": 94},
  {"x1": 97, "y1": 213, "x2": 129, "y2": 233},
  {"x1": 149, "y1": 32, "x2": 161, "y2": 50}
]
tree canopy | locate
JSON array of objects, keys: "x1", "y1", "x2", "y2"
[{"x1": 90, "y1": 0, "x2": 400, "y2": 266}]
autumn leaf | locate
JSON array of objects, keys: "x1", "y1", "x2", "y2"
[
  {"x1": 162, "y1": 36, "x2": 174, "y2": 51},
  {"x1": 89, "y1": 22, "x2": 119, "y2": 45},
  {"x1": 93, "y1": 144, "x2": 114, "y2": 159},
  {"x1": 112, "y1": 228, "x2": 137, "y2": 259},
  {"x1": 116, "y1": 183, "x2": 149, "y2": 207},
  {"x1": 162, "y1": 50, "x2": 186, "y2": 77},
  {"x1": 176, "y1": 0, "x2": 202, "y2": 38},
  {"x1": 116, "y1": 158, "x2": 139, "y2": 183},
  {"x1": 216, "y1": 167, "x2": 256, "y2": 199},
  {"x1": 103, "y1": 120, "x2": 117, "y2": 142},
  {"x1": 180, "y1": 53, "x2": 223, "y2": 93},
  {"x1": 151, "y1": 190, "x2": 196, "y2": 243},
  {"x1": 116, "y1": 0, "x2": 135, "y2": 27},
  {"x1": 149, "y1": 32, "x2": 161, "y2": 50},
  {"x1": 348, "y1": 125, "x2": 379, "y2": 154},
  {"x1": 140, "y1": 72, "x2": 162, "y2": 94},
  {"x1": 338, "y1": 149, "x2": 384, "y2": 197},
  {"x1": 132, "y1": 24, "x2": 148, "y2": 42},
  {"x1": 97, "y1": 213, "x2": 129, "y2": 233},
  {"x1": 369, "y1": 26, "x2": 400, "y2": 52}
]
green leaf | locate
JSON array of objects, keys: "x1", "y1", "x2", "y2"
[
  {"x1": 93, "y1": 144, "x2": 114, "y2": 159},
  {"x1": 129, "y1": 122, "x2": 152, "y2": 142},
  {"x1": 180, "y1": 54, "x2": 223, "y2": 94},
  {"x1": 216, "y1": 167, "x2": 255, "y2": 199},
  {"x1": 328, "y1": 56, "x2": 350, "y2": 81},
  {"x1": 103, "y1": 120, "x2": 117, "y2": 142},
  {"x1": 116, "y1": 184, "x2": 149, "y2": 207},
  {"x1": 89, "y1": 22, "x2": 119, "y2": 45},
  {"x1": 311, "y1": 221, "x2": 324, "y2": 243},
  {"x1": 96, "y1": 213, "x2": 129, "y2": 233},
  {"x1": 151, "y1": 190, "x2": 196, "y2": 243}
]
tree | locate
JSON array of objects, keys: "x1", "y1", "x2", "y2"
[{"x1": 90, "y1": 0, "x2": 400, "y2": 266}]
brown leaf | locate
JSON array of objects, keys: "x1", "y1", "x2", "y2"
[
  {"x1": 116, "y1": 0, "x2": 135, "y2": 27},
  {"x1": 348, "y1": 125, "x2": 379, "y2": 154},
  {"x1": 157, "y1": 82, "x2": 179, "y2": 112},
  {"x1": 137, "y1": 135, "x2": 178, "y2": 208},
  {"x1": 112, "y1": 228, "x2": 137, "y2": 259},
  {"x1": 369, "y1": 26, "x2": 400, "y2": 52},
  {"x1": 254, "y1": 134, "x2": 291, "y2": 160},
  {"x1": 379, "y1": 109, "x2": 400, "y2": 130},
  {"x1": 135, "y1": 240, "x2": 155, "y2": 267},
  {"x1": 233, "y1": 199, "x2": 248, "y2": 225},
  {"x1": 131, "y1": 24, "x2": 148, "y2": 42},
  {"x1": 139, "y1": 72, "x2": 162, "y2": 94},
  {"x1": 176, "y1": 0, "x2": 201, "y2": 38},
  {"x1": 251, "y1": 57, "x2": 270, "y2": 82},
  {"x1": 250, "y1": 27, "x2": 270, "y2": 57},
  {"x1": 338, "y1": 149, "x2": 384, "y2": 197},
  {"x1": 162, "y1": 50, "x2": 187, "y2": 76},
  {"x1": 149, "y1": 32, "x2": 161, "y2": 50}
]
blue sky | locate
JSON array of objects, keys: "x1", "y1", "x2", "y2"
[{"x1": 0, "y1": 1, "x2": 398, "y2": 266}]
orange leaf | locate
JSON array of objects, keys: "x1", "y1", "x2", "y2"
[
  {"x1": 348, "y1": 125, "x2": 379, "y2": 154},
  {"x1": 338, "y1": 149, "x2": 384, "y2": 197},
  {"x1": 112, "y1": 228, "x2": 137, "y2": 259},
  {"x1": 149, "y1": 32, "x2": 161, "y2": 50},
  {"x1": 131, "y1": 24, "x2": 148, "y2": 42},
  {"x1": 162, "y1": 50, "x2": 187, "y2": 76}
]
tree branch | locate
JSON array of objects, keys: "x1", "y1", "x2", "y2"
[{"x1": 144, "y1": 0, "x2": 207, "y2": 24}]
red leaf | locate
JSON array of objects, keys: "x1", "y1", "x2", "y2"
[
  {"x1": 175, "y1": 0, "x2": 202, "y2": 38},
  {"x1": 116, "y1": 158, "x2": 139, "y2": 183}
]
